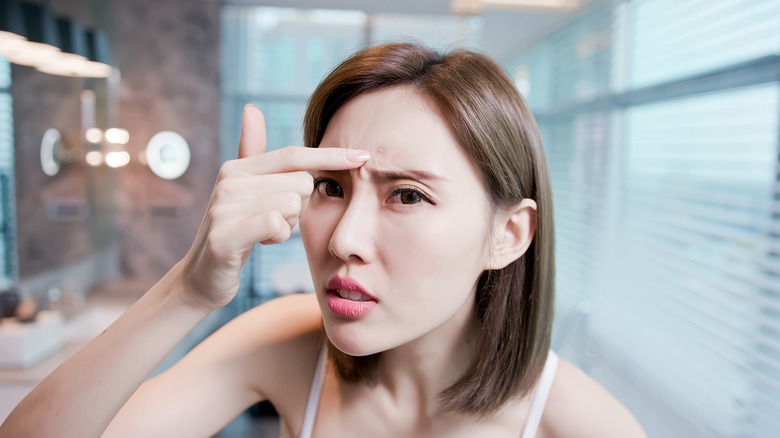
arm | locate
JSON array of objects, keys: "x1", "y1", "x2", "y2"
[
  {"x1": 104, "y1": 293, "x2": 324, "y2": 438},
  {"x1": 541, "y1": 359, "x2": 647, "y2": 438},
  {"x1": 0, "y1": 266, "x2": 210, "y2": 438},
  {"x1": 0, "y1": 106, "x2": 368, "y2": 438}
]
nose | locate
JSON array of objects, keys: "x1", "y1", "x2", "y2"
[{"x1": 328, "y1": 192, "x2": 376, "y2": 264}]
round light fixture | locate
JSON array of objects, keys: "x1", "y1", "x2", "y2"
[
  {"x1": 40, "y1": 128, "x2": 63, "y2": 176},
  {"x1": 145, "y1": 131, "x2": 191, "y2": 180},
  {"x1": 85, "y1": 150, "x2": 102, "y2": 167}
]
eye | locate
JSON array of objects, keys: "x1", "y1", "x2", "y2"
[
  {"x1": 313, "y1": 178, "x2": 344, "y2": 198},
  {"x1": 388, "y1": 187, "x2": 435, "y2": 205}
]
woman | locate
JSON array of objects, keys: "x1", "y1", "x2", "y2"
[{"x1": 1, "y1": 43, "x2": 645, "y2": 437}]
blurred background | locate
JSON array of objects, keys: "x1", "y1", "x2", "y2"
[{"x1": 0, "y1": 0, "x2": 778, "y2": 437}]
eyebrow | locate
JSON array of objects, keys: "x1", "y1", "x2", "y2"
[
  {"x1": 369, "y1": 169, "x2": 446, "y2": 184},
  {"x1": 318, "y1": 169, "x2": 446, "y2": 183}
]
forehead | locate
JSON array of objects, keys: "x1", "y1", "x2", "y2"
[{"x1": 319, "y1": 86, "x2": 475, "y2": 177}]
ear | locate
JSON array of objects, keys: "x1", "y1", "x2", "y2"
[{"x1": 485, "y1": 198, "x2": 537, "y2": 270}]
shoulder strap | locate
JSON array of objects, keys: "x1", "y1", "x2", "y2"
[
  {"x1": 521, "y1": 350, "x2": 559, "y2": 438},
  {"x1": 299, "y1": 342, "x2": 328, "y2": 438}
]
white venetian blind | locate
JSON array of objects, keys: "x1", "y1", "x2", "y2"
[
  {"x1": 630, "y1": 0, "x2": 780, "y2": 88},
  {"x1": 519, "y1": 0, "x2": 780, "y2": 437},
  {"x1": 594, "y1": 84, "x2": 780, "y2": 437}
]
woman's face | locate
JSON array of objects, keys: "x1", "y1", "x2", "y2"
[{"x1": 300, "y1": 86, "x2": 496, "y2": 356}]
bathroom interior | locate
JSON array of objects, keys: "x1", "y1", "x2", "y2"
[{"x1": 0, "y1": 0, "x2": 779, "y2": 436}]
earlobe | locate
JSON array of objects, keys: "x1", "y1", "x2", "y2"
[{"x1": 486, "y1": 198, "x2": 537, "y2": 270}]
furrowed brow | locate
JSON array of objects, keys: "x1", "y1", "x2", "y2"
[
  {"x1": 314, "y1": 169, "x2": 446, "y2": 184},
  {"x1": 369, "y1": 170, "x2": 445, "y2": 183}
]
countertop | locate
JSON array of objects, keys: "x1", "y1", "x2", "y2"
[{"x1": 0, "y1": 296, "x2": 133, "y2": 384}]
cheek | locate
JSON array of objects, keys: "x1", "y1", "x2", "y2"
[
  {"x1": 299, "y1": 207, "x2": 331, "y2": 262},
  {"x1": 383, "y1": 207, "x2": 490, "y2": 282}
]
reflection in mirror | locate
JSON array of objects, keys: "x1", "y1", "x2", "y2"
[
  {"x1": 144, "y1": 131, "x2": 190, "y2": 180},
  {"x1": 40, "y1": 128, "x2": 63, "y2": 176}
]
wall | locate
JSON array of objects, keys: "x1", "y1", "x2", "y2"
[
  {"x1": 12, "y1": 0, "x2": 221, "y2": 296},
  {"x1": 111, "y1": 0, "x2": 220, "y2": 285}
]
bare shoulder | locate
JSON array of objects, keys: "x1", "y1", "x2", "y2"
[
  {"x1": 189, "y1": 293, "x2": 324, "y2": 402},
  {"x1": 224, "y1": 292, "x2": 323, "y2": 348},
  {"x1": 538, "y1": 357, "x2": 647, "y2": 438}
]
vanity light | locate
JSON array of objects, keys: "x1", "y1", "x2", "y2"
[
  {"x1": 105, "y1": 128, "x2": 129, "y2": 145},
  {"x1": 40, "y1": 128, "x2": 63, "y2": 176},
  {"x1": 40, "y1": 128, "x2": 79, "y2": 176},
  {"x1": 145, "y1": 131, "x2": 191, "y2": 180},
  {"x1": 34, "y1": 17, "x2": 91, "y2": 77},
  {"x1": 85, "y1": 150, "x2": 102, "y2": 167},
  {"x1": 33, "y1": 25, "x2": 112, "y2": 78},
  {"x1": 0, "y1": 1, "x2": 112, "y2": 78},
  {"x1": 41, "y1": 124, "x2": 182, "y2": 176},
  {"x1": 3, "y1": 2, "x2": 62, "y2": 67},
  {"x1": 450, "y1": 0, "x2": 580, "y2": 14},
  {"x1": 85, "y1": 127, "x2": 102, "y2": 144},
  {"x1": 105, "y1": 151, "x2": 130, "y2": 168},
  {"x1": 0, "y1": 0, "x2": 26, "y2": 43}
]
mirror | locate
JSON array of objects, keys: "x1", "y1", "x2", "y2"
[
  {"x1": 145, "y1": 130, "x2": 190, "y2": 180},
  {"x1": 40, "y1": 128, "x2": 63, "y2": 176}
]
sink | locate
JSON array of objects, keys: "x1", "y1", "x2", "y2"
[
  {"x1": 0, "y1": 301, "x2": 131, "y2": 423},
  {"x1": 62, "y1": 303, "x2": 128, "y2": 342},
  {"x1": 0, "y1": 311, "x2": 64, "y2": 368}
]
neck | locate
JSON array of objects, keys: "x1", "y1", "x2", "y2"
[{"x1": 375, "y1": 295, "x2": 479, "y2": 417}]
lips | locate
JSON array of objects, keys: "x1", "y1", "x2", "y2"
[
  {"x1": 335, "y1": 289, "x2": 373, "y2": 302},
  {"x1": 326, "y1": 276, "x2": 377, "y2": 318}
]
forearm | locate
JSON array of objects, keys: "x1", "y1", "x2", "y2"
[{"x1": 0, "y1": 262, "x2": 211, "y2": 438}]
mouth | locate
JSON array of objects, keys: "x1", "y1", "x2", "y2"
[
  {"x1": 332, "y1": 288, "x2": 374, "y2": 302},
  {"x1": 326, "y1": 276, "x2": 377, "y2": 301},
  {"x1": 325, "y1": 276, "x2": 378, "y2": 318}
]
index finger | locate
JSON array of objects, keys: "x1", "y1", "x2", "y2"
[{"x1": 236, "y1": 146, "x2": 370, "y2": 175}]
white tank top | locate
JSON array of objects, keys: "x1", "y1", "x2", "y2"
[{"x1": 298, "y1": 345, "x2": 559, "y2": 438}]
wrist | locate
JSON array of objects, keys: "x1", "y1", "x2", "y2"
[{"x1": 160, "y1": 261, "x2": 220, "y2": 316}]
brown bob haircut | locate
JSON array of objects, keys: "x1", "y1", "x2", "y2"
[{"x1": 303, "y1": 42, "x2": 555, "y2": 416}]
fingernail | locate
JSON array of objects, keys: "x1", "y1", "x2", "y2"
[
  {"x1": 243, "y1": 103, "x2": 255, "y2": 112},
  {"x1": 346, "y1": 150, "x2": 370, "y2": 162}
]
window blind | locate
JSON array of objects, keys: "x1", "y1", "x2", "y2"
[
  {"x1": 519, "y1": 0, "x2": 780, "y2": 436},
  {"x1": 0, "y1": 57, "x2": 17, "y2": 289},
  {"x1": 600, "y1": 84, "x2": 779, "y2": 437},
  {"x1": 630, "y1": 0, "x2": 780, "y2": 89}
]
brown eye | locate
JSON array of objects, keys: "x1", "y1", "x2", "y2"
[
  {"x1": 389, "y1": 188, "x2": 433, "y2": 205},
  {"x1": 399, "y1": 190, "x2": 423, "y2": 204},
  {"x1": 314, "y1": 178, "x2": 344, "y2": 198}
]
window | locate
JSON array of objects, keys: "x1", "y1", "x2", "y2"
[
  {"x1": 512, "y1": 1, "x2": 780, "y2": 436},
  {"x1": 0, "y1": 57, "x2": 17, "y2": 290}
]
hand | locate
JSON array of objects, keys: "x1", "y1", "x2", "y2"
[{"x1": 178, "y1": 105, "x2": 369, "y2": 311}]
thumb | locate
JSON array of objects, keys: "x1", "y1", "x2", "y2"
[{"x1": 238, "y1": 104, "x2": 267, "y2": 158}]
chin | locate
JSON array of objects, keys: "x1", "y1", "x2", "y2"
[{"x1": 322, "y1": 318, "x2": 389, "y2": 357}]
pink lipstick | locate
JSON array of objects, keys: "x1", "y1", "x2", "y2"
[{"x1": 326, "y1": 276, "x2": 377, "y2": 318}]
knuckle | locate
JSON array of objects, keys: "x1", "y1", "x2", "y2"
[
  {"x1": 211, "y1": 179, "x2": 231, "y2": 203},
  {"x1": 219, "y1": 159, "x2": 238, "y2": 177},
  {"x1": 209, "y1": 203, "x2": 227, "y2": 222},
  {"x1": 263, "y1": 212, "x2": 285, "y2": 234},
  {"x1": 206, "y1": 231, "x2": 226, "y2": 258},
  {"x1": 298, "y1": 172, "x2": 314, "y2": 192},
  {"x1": 278, "y1": 226, "x2": 292, "y2": 242},
  {"x1": 265, "y1": 212, "x2": 292, "y2": 242},
  {"x1": 286, "y1": 192, "x2": 302, "y2": 212}
]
